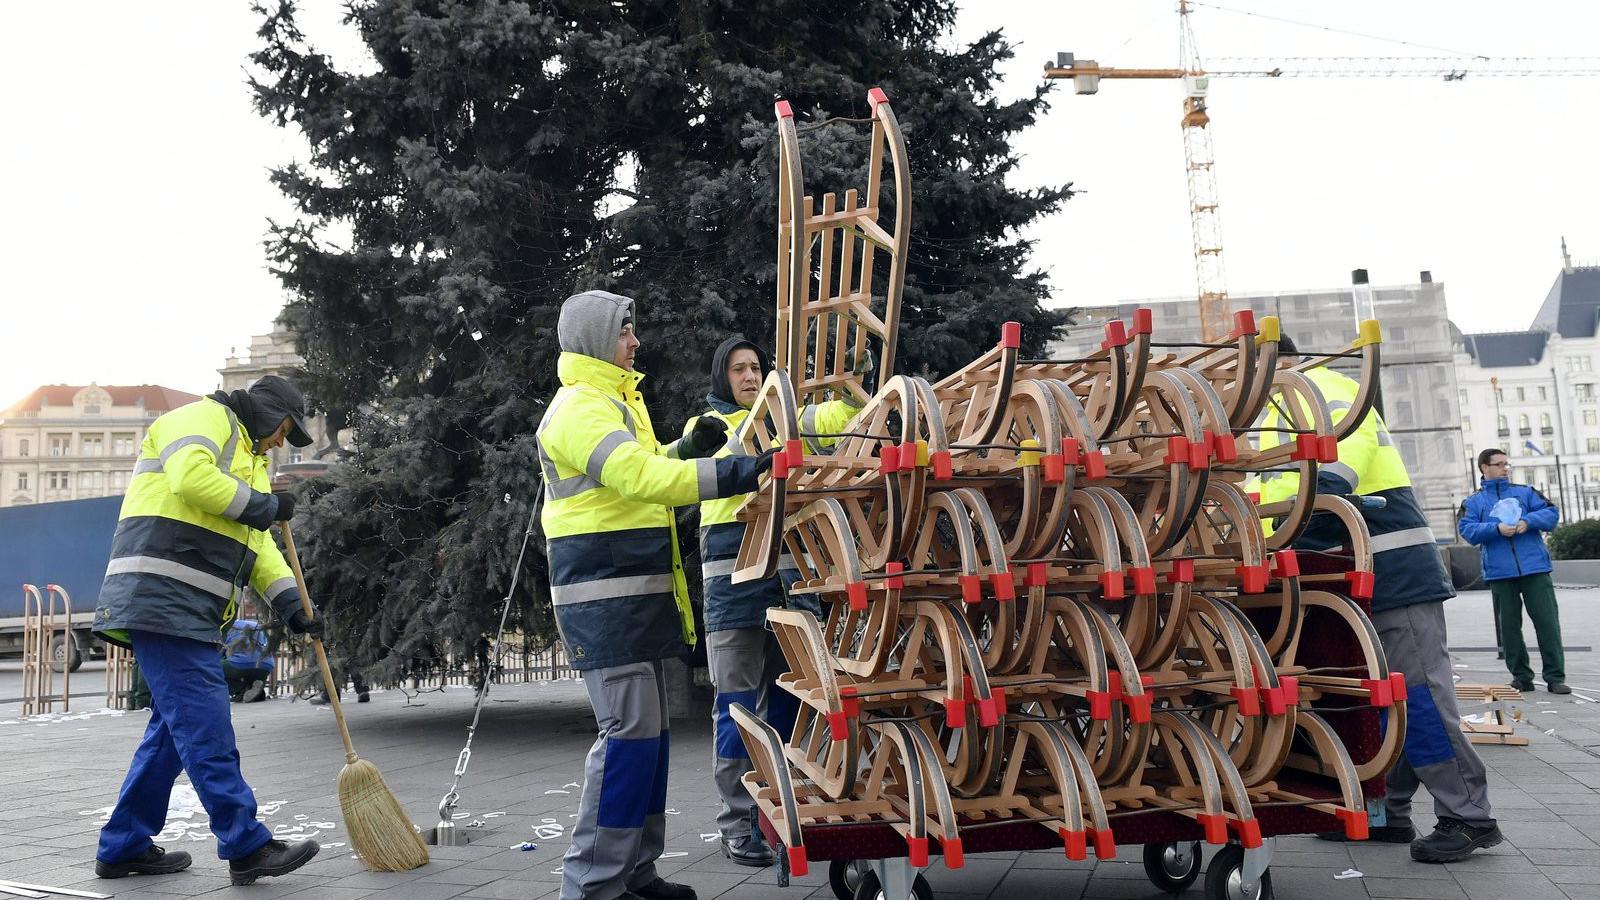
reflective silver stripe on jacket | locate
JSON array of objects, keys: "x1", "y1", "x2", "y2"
[
  {"x1": 104, "y1": 555, "x2": 235, "y2": 600},
  {"x1": 551, "y1": 573, "x2": 676, "y2": 606},
  {"x1": 587, "y1": 431, "x2": 635, "y2": 481},
  {"x1": 1370, "y1": 526, "x2": 1437, "y2": 554},
  {"x1": 702, "y1": 553, "x2": 799, "y2": 579},
  {"x1": 132, "y1": 408, "x2": 244, "y2": 479},
  {"x1": 263, "y1": 576, "x2": 298, "y2": 605},
  {"x1": 537, "y1": 389, "x2": 641, "y2": 502},
  {"x1": 1323, "y1": 461, "x2": 1360, "y2": 491},
  {"x1": 696, "y1": 458, "x2": 718, "y2": 499},
  {"x1": 222, "y1": 480, "x2": 253, "y2": 520}
]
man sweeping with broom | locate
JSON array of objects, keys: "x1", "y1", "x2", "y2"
[{"x1": 91, "y1": 376, "x2": 323, "y2": 885}]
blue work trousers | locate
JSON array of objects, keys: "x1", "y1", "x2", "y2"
[{"x1": 97, "y1": 631, "x2": 273, "y2": 863}]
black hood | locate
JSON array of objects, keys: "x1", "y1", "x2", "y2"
[
  {"x1": 209, "y1": 374, "x2": 313, "y2": 447},
  {"x1": 710, "y1": 336, "x2": 771, "y2": 406}
]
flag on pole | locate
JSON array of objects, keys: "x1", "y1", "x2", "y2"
[{"x1": 1524, "y1": 440, "x2": 1545, "y2": 456}]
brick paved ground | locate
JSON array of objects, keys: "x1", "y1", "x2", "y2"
[{"x1": 3, "y1": 588, "x2": 1599, "y2": 899}]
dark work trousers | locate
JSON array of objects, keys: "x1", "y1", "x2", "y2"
[
  {"x1": 562, "y1": 660, "x2": 670, "y2": 900},
  {"x1": 97, "y1": 631, "x2": 274, "y2": 863},
  {"x1": 1372, "y1": 602, "x2": 1495, "y2": 828},
  {"x1": 707, "y1": 626, "x2": 799, "y2": 842},
  {"x1": 1491, "y1": 572, "x2": 1565, "y2": 685}
]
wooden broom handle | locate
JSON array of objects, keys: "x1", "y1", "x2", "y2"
[{"x1": 279, "y1": 522, "x2": 359, "y2": 764}]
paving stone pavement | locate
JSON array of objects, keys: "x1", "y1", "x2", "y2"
[{"x1": 3, "y1": 587, "x2": 1599, "y2": 899}]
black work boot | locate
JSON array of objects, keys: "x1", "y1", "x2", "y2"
[
  {"x1": 229, "y1": 838, "x2": 320, "y2": 885},
  {"x1": 1548, "y1": 681, "x2": 1572, "y2": 695},
  {"x1": 1411, "y1": 817, "x2": 1502, "y2": 863},
  {"x1": 1510, "y1": 678, "x2": 1535, "y2": 692},
  {"x1": 721, "y1": 831, "x2": 775, "y2": 867},
  {"x1": 96, "y1": 844, "x2": 193, "y2": 878},
  {"x1": 1315, "y1": 817, "x2": 1415, "y2": 843},
  {"x1": 633, "y1": 877, "x2": 698, "y2": 900}
]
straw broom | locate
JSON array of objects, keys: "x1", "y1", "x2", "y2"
[{"x1": 280, "y1": 522, "x2": 430, "y2": 872}]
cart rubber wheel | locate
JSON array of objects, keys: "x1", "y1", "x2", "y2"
[
  {"x1": 1143, "y1": 841, "x2": 1202, "y2": 893},
  {"x1": 1203, "y1": 844, "x2": 1273, "y2": 900},
  {"x1": 852, "y1": 868, "x2": 934, "y2": 900},
  {"x1": 830, "y1": 859, "x2": 869, "y2": 900}
]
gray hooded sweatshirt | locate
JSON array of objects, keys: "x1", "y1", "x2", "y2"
[{"x1": 557, "y1": 290, "x2": 634, "y2": 362}]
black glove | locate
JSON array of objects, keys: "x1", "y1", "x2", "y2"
[
  {"x1": 721, "y1": 448, "x2": 779, "y2": 496},
  {"x1": 681, "y1": 416, "x2": 729, "y2": 459},
  {"x1": 272, "y1": 491, "x2": 297, "y2": 522},
  {"x1": 287, "y1": 608, "x2": 323, "y2": 638}
]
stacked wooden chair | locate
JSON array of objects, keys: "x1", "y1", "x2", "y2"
[{"x1": 729, "y1": 89, "x2": 1402, "y2": 880}]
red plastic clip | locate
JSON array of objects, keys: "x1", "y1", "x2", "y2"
[
  {"x1": 1132, "y1": 308, "x2": 1153, "y2": 337},
  {"x1": 1042, "y1": 453, "x2": 1066, "y2": 483},
  {"x1": 959, "y1": 574, "x2": 983, "y2": 604},
  {"x1": 1229, "y1": 309, "x2": 1257, "y2": 340},
  {"x1": 1346, "y1": 570, "x2": 1375, "y2": 599},
  {"x1": 1124, "y1": 692, "x2": 1153, "y2": 724},
  {"x1": 977, "y1": 695, "x2": 1000, "y2": 727},
  {"x1": 1196, "y1": 813, "x2": 1228, "y2": 845},
  {"x1": 785, "y1": 439, "x2": 804, "y2": 468},
  {"x1": 1060, "y1": 437, "x2": 1083, "y2": 464},
  {"x1": 840, "y1": 685, "x2": 860, "y2": 718},
  {"x1": 1090, "y1": 827, "x2": 1117, "y2": 859},
  {"x1": 847, "y1": 581, "x2": 869, "y2": 612},
  {"x1": 1060, "y1": 827, "x2": 1088, "y2": 861},
  {"x1": 1087, "y1": 690, "x2": 1112, "y2": 721},
  {"x1": 1107, "y1": 670, "x2": 1123, "y2": 700},
  {"x1": 775, "y1": 100, "x2": 794, "y2": 119},
  {"x1": 1083, "y1": 450, "x2": 1107, "y2": 479},
  {"x1": 990, "y1": 571, "x2": 1016, "y2": 602},
  {"x1": 898, "y1": 440, "x2": 919, "y2": 468},
  {"x1": 787, "y1": 845, "x2": 808, "y2": 877},
  {"x1": 1389, "y1": 672, "x2": 1407, "y2": 703},
  {"x1": 1101, "y1": 320, "x2": 1128, "y2": 350},
  {"x1": 1271, "y1": 550, "x2": 1301, "y2": 579},
  {"x1": 932, "y1": 450, "x2": 954, "y2": 480},
  {"x1": 906, "y1": 836, "x2": 929, "y2": 867},
  {"x1": 1291, "y1": 433, "x2": 1319, "y2": 462},
  {"x1": 944, "y1": 697, "x2": 968, "y2": 728},
  {"x1": 1130, "y1": 566, "x2": 1157, "y2": 595},
  {"x1": 992, "y1": 685, "x2": 1008, "y2": 718},
  {"x1": 827, "y1": 710, "x2": 849, "y2": 740},
  {"x1": 1318, "y1": 434, "x2": 1340, "y2": 463},
  {"x1": 1026, "y1": 562, "x2": 1049, "y2": 588},
  {"x1": 884, "y1": 561, "x2": 905, "y2": 590},
  {"x1": 941, "y1": 836, "x2": 964, "y2": 869},
  {"x1": 770, "y1": 452, "x2": 790, "y2": 479},
  {"x1": 1235, "y1": 564, "x2": 1269, "y2": 594},
  {"x1": 1335, "y1": 807, "x2": 1369, "y2": 841},
  {"x1": 1229, "y1": 818, "x2": 1263, "y2": 849},
  {"x1": 1361, "y1": 677, "x2": 1394, "y2": 708},
  {"x1": 1261, "y1": 682, "x2": 1289, "y2": 716},
  {"x1": 1212, "y1": 432, "x2": 1239, "y2": 462},
  {"x1": 1166, "y1": 559, "x2": 1195, "y2": 585},
  {"x1": 1164, "y1": 435, "x2": 1191, "y2": 467},
  {"x1": 1247, "y1": 491, "x2": 1261, "y2": 505},
  {"x1": 1189, "y1": 439, "x2": 1210, "y2": 471},
  {"x1": 867, "y1": 87, "x2": 890, "y2": 107},
  {"x1": 1001, "y1": 321, "x2": 1022, "y2": 350},
  {"x1": 1099, "y1": 571, "x2": 1126, "y2": 600},
  {"x1": 1232, "y1": 686, "x2": 1262, "y2": 716},
  {"x1": 879, "y1": 444, "x2": 901, "y2": 475},
  {"x1": 1271, "y1": 676, "x2": 1300, "y2": 713}
]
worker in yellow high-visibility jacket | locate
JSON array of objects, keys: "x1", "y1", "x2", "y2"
[
  {"x1": 93, "y1": 375, "x2": 321, "y2": 885},
  {"x1": 1257, "y1": 336, "x2": 1498, "y2": 863},
  {"x1": 684, "y1": 336, "x2": 857, "y2": 866},
  {"x1": 539, "y1": 291, "x2": 772, "y2": 900}
]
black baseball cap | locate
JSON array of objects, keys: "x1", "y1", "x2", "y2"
[{"x1": 247, "y1": 375, "x2": 314, "y2": 447}]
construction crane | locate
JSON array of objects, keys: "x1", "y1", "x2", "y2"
[{"x1": 1046, "y1": 1, "x2": 1600, "y2": 341}]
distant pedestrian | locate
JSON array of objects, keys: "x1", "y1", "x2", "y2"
[
  {"x1": 1458, "y1": 449, "x2": 1568, "y2": 694},
  {"x1": 221, "y1": 600, "x2": 273, "y2": 703}
]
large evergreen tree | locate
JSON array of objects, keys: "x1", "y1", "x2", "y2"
[{"x1": 251, "y1": 0, "x2": 1073, "y2": 679}]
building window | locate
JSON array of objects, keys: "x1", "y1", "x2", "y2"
[
  {"x1": 1498, "y1": 414, "x2": 1509, "y2": 436},
  {"x1": 1465, "y1": 443, "x2": 1474, "y2": 459},
  {"x1": 110, "y1": 470, "x2": 131, "y2": 492},
  {"x1": 1518, "y1": 414, "x2": 1530, "y2": 434},
  {"x1": 1517, "y1": 387, "x2": 1526, "y2": 401},
  {"x1": 79, "y1": 471, "x2": 105, "y2": 491},
  {"x1": 1541, "y1": 413, "x2": 1554, "y2": 435},
  {"x1": 47, "y1": 471, "x2": 70, "y2": 490},
  {"x1": 1539, "y1": 386, "x2": 1549, "y2": 401},
  {"x1": 288, "y1": 448, "x2": 303, "y2": 464},
  {"x1": 1589, "y1": 438, "x2": 1600, "y2": 453},
  {"x1": 1544, "y1": 440, "x2": 1555, "y2": 455},
  {"x1": 1589, "y1": 466, "x2": 1600, "y2": 483},
  {"x1": 1459, "y1": 390, "x2": 1469, "y2": 406},
  {"x1": 1587, "y1": 410, "x2": 1598, "y2": 426},
  {"x1": 1568, "y1": 355, "x2": 1593, "y2": 373},
  {"x1": 17, "y1": 439, "x2": 28, "y2": 457},
  {"x1": 16, "y1": 473, "x2": 28, "y2": 491},
  {"x1": 112, "y1": 433, "x2": 136, "y2": 456},
  {"x1": 1581, "y1": 384, "x2": 1598, "y2": 403},
  {"x1": 1462, "y1": 415, "x2": 1471, "y2": 430},
  {"x1": 81, "y1": 435, "x2": 104, "y2": 457},
  {"x1": 48, "y1": 434, "x2": 70, "y2": 457}
]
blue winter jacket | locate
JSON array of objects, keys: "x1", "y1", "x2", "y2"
[{"x1": 1458, "y1": 478, "x2": 1559, "y2": 582}]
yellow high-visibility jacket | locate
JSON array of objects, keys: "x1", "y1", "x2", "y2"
[
  {"x1": 94, "y1": 398, "x2": 298, "y2": 647},
  {"x1": 537, "y1": 352, "x2": 755, "y2": 669}
]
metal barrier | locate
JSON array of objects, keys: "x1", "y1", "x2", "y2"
[
  {"x1": 266, "y1": 633, "x2": 575, "y2": 699},
  {"x1": 106, "y1": 642, "x2": 135, "y2": 710},
  {"x1": 20, "y1": 583, "x2": 72, "y2": 715}
]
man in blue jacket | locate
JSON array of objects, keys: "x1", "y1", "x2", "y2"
[{"x1": 1459, "y1": 449, "x2": 1567, "y2": 693}]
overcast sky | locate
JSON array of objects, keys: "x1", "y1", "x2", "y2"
[{"x1": 3, "y1": 1, "x2": 1596, "y2": 408}]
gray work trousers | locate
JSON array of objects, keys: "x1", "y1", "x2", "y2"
[
  {"x1": 1372, "y1": 601, "x2": 1495, "y2": 827},
  {"x1": 707, "y1": 627, "x2": 796, "y2": 841},
  {"x1": 561, "y1": 660, "x2": 670, "y2": 900}
]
